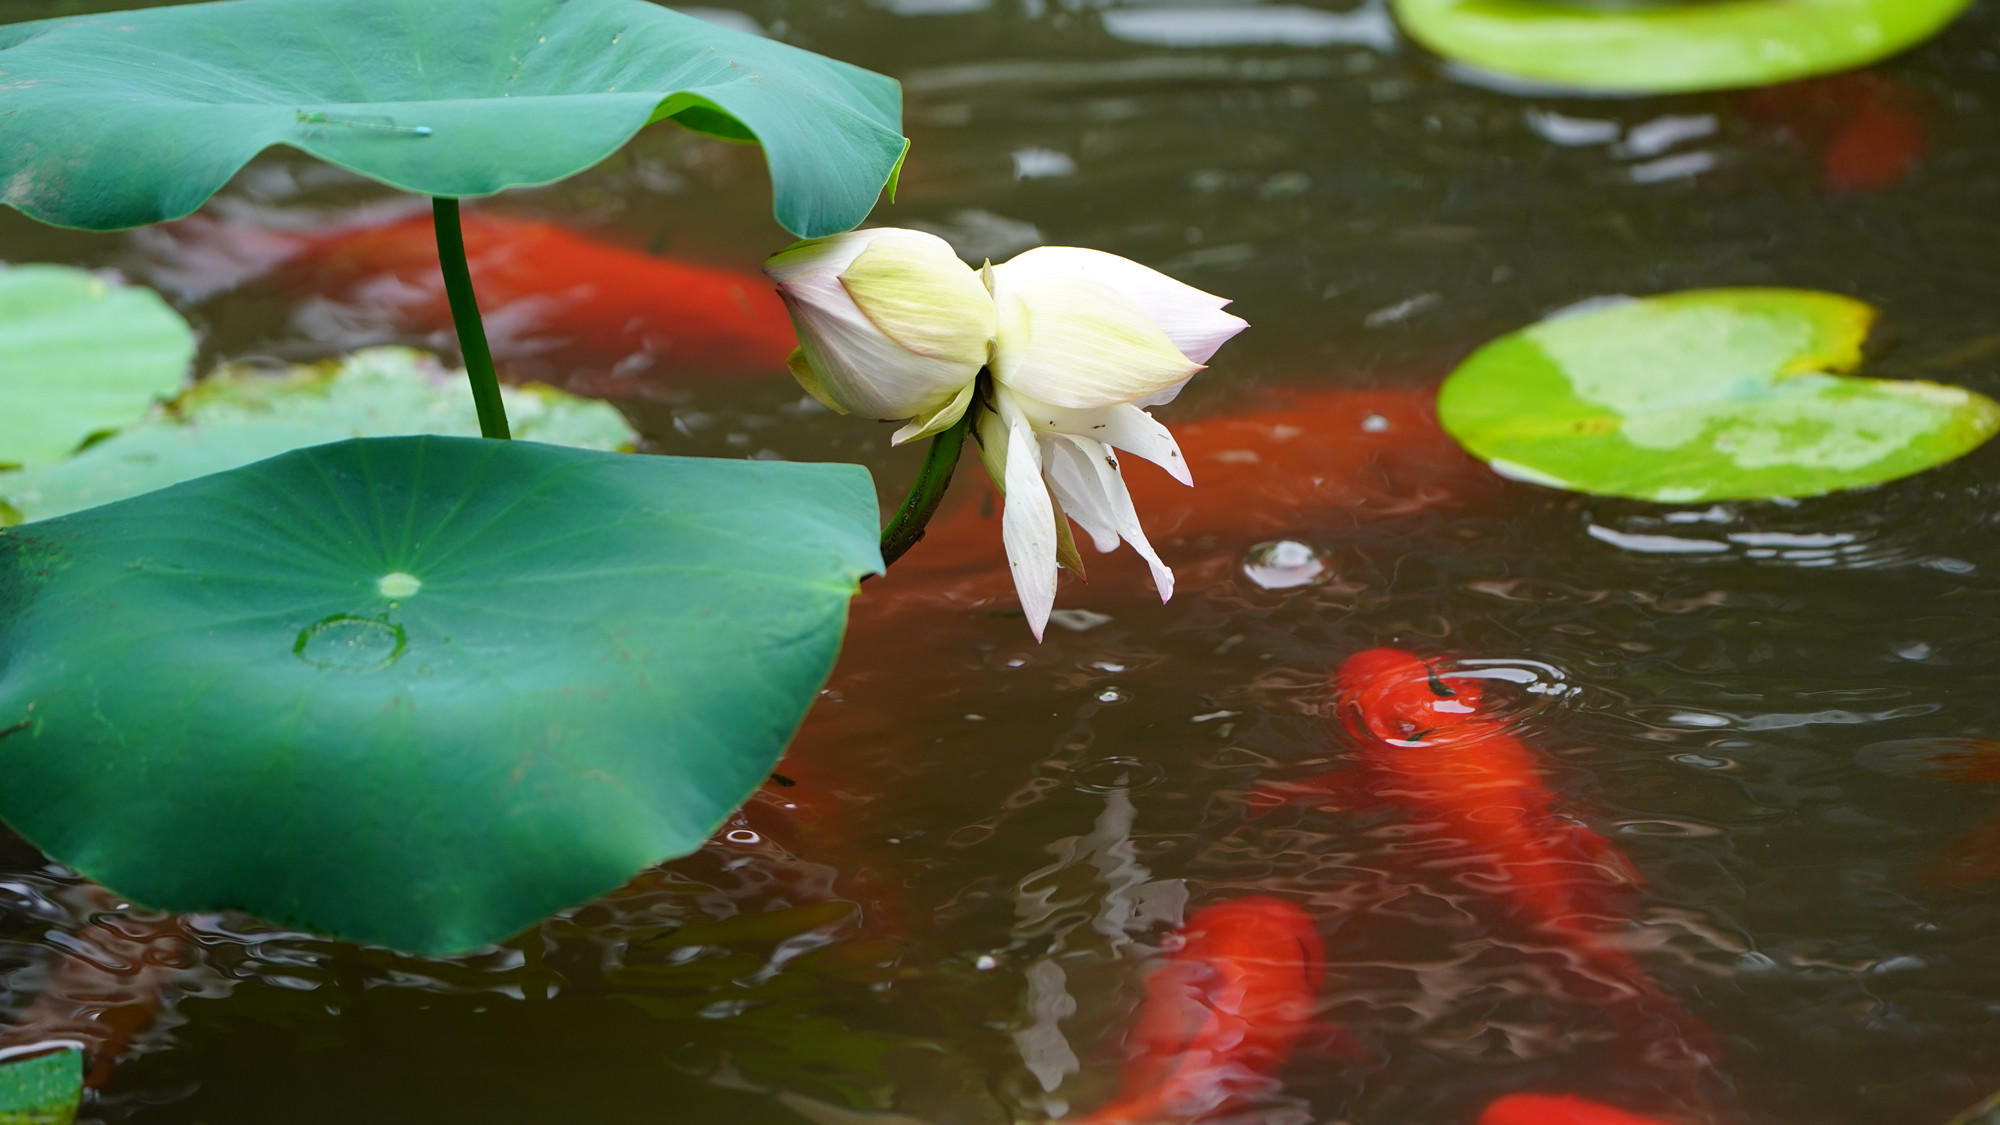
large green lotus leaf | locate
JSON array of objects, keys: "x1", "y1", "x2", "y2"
[
  {"x1": 0, "y1": 1049, "x2": 80, "y2": 1125},
  {"x1": 1392, "y1": 0, "x2": 1973, "y2": 93},
  {"x1": 0, "y1": 348, "x2": 635, "y2": 525},
  {"x1": 0, "y1": 436, "x2": 882, "y2": 955},
  {"x1": 0, "y1": 265, "x2": 193, "y2": 471},
  {"x1": 1436, "y1": 289, "x2": 2000, "y2": 502},
  {"x1": 0, "y1": 0, "x2": 904, "y2": 238}
]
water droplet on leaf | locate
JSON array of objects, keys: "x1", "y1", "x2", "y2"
[{"x1": 294, "y1": 615, "x2": 406, "y2": 671}]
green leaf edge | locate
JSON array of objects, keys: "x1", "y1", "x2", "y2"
[{"x1": 1391, "y1": 0, "x2": 1976, "y2": 94}]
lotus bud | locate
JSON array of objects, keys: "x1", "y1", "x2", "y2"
[{"x1": 766, "y1": 228, "x2": 996, "y2": 444}]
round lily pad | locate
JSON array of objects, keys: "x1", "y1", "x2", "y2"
[
  {"x1": 0, "y1": 265, "x2": 193, "y2": 470},
  {"x1": 0, "y1": 1048, "x2": 80, "y2": 1125},
  {"x1": 0, "y1": 0, "x2": 905, "y2": 238},
  {"x1": 0, "y1": 348, "x2": 635, "y2": 525},
  {"x1": 1392, "y1": 0, "x2": 1974, "y2": 93},
  {"x1": 0, "y1": 436, "x2": 882, "y2": 955},
  {"x1": 1436, "y1": 288, "x2": 2000, "y2": 502}
]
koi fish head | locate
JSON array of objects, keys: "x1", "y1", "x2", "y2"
[{"x1": 1333, "y1": 647, "x2": 1485, "y2": 745}]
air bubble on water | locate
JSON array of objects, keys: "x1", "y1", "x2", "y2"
[
  {"x1": 1241, "y1": 539, "x2": 1332, "y2": 590},
  {"x1": 1097, "y1": 688, "x2": 1125, "y2": 704},
  {"x1": 1362, "y1": 413, "x2": 1390, "y2": 433},
  {"x1": 1072, "y1": 756, "x2": 1165, "y2": 794}
]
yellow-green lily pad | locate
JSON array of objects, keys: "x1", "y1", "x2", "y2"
[
  {"x1": 1392, "y1": 0, "x2": 1975, "y2": 94},
  {"x1": 0, "y1": 348, "x2": 635, "y2": 525},
  {"x1": 0, "y1": 265, "x2": 194, "y2": 470},
  {"x1": 1436, "y1": 289, "x2": 2000, "y2": 503},
  {"x1": 0, "y1": 1048, "x2": 80, "y2": 1125}
]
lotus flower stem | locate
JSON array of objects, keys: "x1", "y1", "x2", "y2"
[
  {"x1": 431, "y1": 197, "x2": 511, "y2": 440},
  {"x1": 879, "y1": 399, "x2": 973, "y2": 567}
]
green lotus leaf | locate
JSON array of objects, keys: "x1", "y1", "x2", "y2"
[
  {"x1": 0, "y1": 0, "x2": 905, "y2": 237},
  {"x1": 0, "y1": 436, "x2": 882, "y2": 955},
  {"x1": 1392, "y1": 0, "x2": 1974, "y2": 93},
  {"x1": 0, "y1": 265, "x2": 193, "y2": 471},
  {"x1": 0, "y1": 1048, "x2": 80, "y2": 1125},
  {"x1": 0, "y1": 348, "x2": 635, "y2": 525},
  {"x1": 1436, "y1": 288, "x2": 2000, "y2": 502}
]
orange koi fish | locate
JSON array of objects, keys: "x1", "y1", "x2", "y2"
[
  {"x1": 1066, "y1": 895, "x2": 1326, "y2": 1125},
  {"x1": 1479, "y1": 1092, "x2": 1684, "y2": 1125},
  {"x1": 153, "y1": 210, "x2": 797, "y2": 390},
  {"x1": 1249, "y1": 649, "x2": 1714, "y2": 1060},
  {"x1": 1739, "y1": 72, "x2": 1928, "y2": 194}
]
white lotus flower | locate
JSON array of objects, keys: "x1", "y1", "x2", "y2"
[
  {"x1": 975, "y1": 247, "x2": 1247, "y2": 640},
  {"x1": 767, "y1": 228, "x2": 1248, "y2": 639},
  {"x1": 766, "y1": 228, "x2": 996, "y2": 445}
]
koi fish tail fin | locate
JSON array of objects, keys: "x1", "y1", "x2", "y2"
[{"x1": 128, "y1": 214, "x2": 322, "y2": 303}]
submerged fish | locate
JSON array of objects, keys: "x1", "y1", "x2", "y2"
[
  {"x1": 851, "y1": 385, "x2": 1483, "y2": 621},
  {"x1": 1857, "y1": 737, "x2": 2000, "y2": 888},
  {"x1": 1479, "y1": 1092, "x2": 1685, "y2": 1125},
  {"x1": 150, "y1": 209, "x2": 797, "y2": 390},
  {"x1": 1249, "y1": 648, "x2": 1714, "y2": 1061},
  {"x1": 1740, "y1": 72, "x2": 1929, "y2": 194},
  {"x1": 1064, "y1": 895, "x2": 1328, "y2": 1125}
]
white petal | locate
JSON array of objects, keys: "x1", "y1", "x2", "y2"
[
  {"x1": 989, "y1": 245, "x2": 1248, "y2": 363},
  {"x1": 838, "y1": 229, "x2": 995, "y2": 363},
  {"x1": 1042, "y1": 436, "x2": 1122, "y2": 554},
  {"x1": 995, "y1": 396, "x2": 1059, "y2": 641},
  {"x1": 1009, "y1": 395, "x2": 1193, "y2": 487},
  {"x1": 768, "y1": 228, "x2": 984, "y2": 423},
  {"x1": 988, "y1": 272, "x2": 1200, "y2": 410},
  {"x1": 776, "y1": 288, "x2": 977, "y2": 421},
  {"x1": 1063, "y1": 436, "x2": 1175, "y2": 603}
]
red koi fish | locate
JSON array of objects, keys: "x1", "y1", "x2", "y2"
[
  {"x1": 1250, "y1": 649, "x2": 1714, "y2": 1060},
  {"x1": 1479, "y1": 1092, "x2": 1683, "y2": 1125},
  {"x1": 1066, "y1": 895, "x2": 1327, "y2": 1125},
  {"x1": 1739, "y1": 72, "x2": 1928, "y2": 194},
  {"x1": 151, "y1": 210, "x2": 797, "y2": 390}
]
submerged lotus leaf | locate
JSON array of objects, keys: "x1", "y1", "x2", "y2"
[
  {"x1": 0, "y1": 436, "x2": 882, "y2": 955},
  {"x1": 1436, "y1": 289, "x2": 2000, "y2": 502},
  {"x1": 1392, "y1": 0, "x2": 1974, "y2": 93},
  {"x1": 0, "y1": 0, "x2": 905, "y2": 238},
  {"x1": 0, "y1": 1048, "x2": 80, "y2": 1125},
  {"x1": 0, "y1": 348, "x2": 635, "y2": 525},
  {"x1": 0, "y1": 265, "x2": 193, "y2": 471}
]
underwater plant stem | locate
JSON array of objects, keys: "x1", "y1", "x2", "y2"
[
  {"x1": 431, "y1": 197, "x2": 511, "y2": 440},
  {"x1": 879, "y1": 408, "x2": 972, "y2": 568}
]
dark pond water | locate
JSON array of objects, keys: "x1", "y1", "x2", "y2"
[{"x1": 6, "y1": 1, "x2": 2000, "y2": 1122}]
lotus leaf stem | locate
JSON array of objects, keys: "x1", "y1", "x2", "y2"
[{"x1": 431, "y1": 197, "x2": 511, "y2": 440}]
